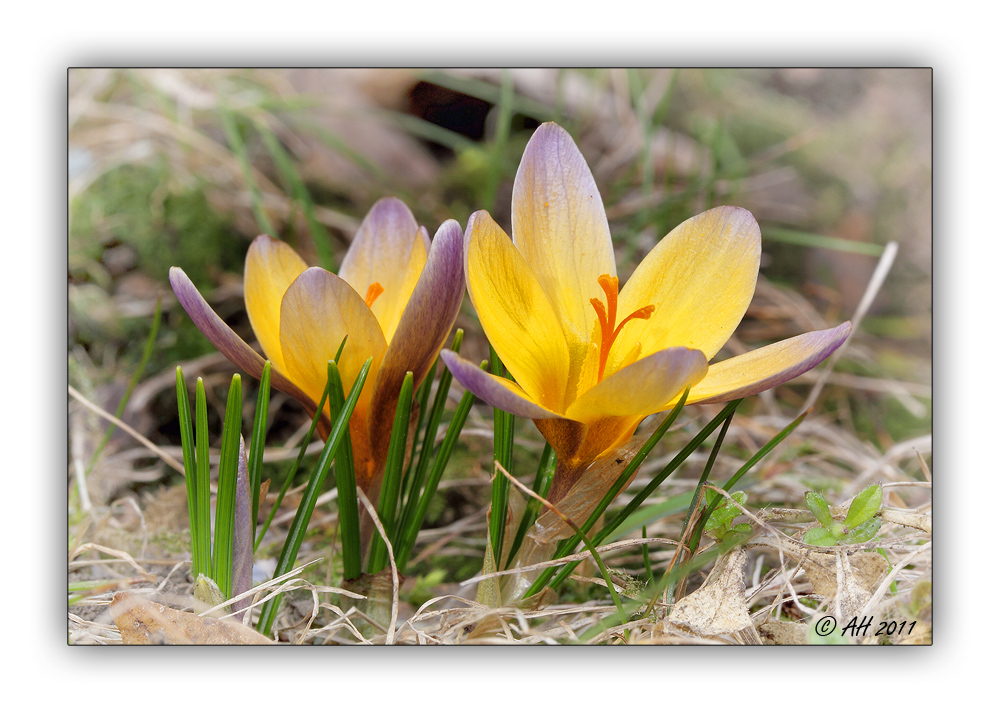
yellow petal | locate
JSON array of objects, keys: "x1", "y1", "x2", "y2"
[
  {"x1": 278, "y1": 267, "x2": 388, "y2": 416},
  {"x1": 511, "y1": 123, "x2": 617, "y2": 349},
  {"x1": 565, "y1": 347, "x2": 708, "y2": 422},
  {"x1": 466, "y1": 210, "x2": 571, "y2": 413},
  {"x1": 612, "y1": 207, "x2": 760, "y2": 369},
  {"x1": 373, "y1": 229, "x2": 427, "y2": 344},
  {"x1": 244, "y1": 236, "x2": 308, "y2": 375},
  {"x1": 338, "y1": 197, "x2": 429, "y2": 343}
]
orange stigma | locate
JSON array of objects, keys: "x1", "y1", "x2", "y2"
[
  {"x1": 589, "y1": 274, "x2": 655, "y2": 382},
  {"x1": 364, "y1": 282, "x2": 385, "y2": 308}
]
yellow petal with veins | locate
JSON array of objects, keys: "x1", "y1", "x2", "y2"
[
  {"x1": 376, "y1": 228, "x2": 427, "y2": 344},
  {"x1": 278, "y1": 267, "x2": 388, "y2": 416},
  {"x1": 466, "y1": 210, "x2": 571, "y2": 414},
  {"x1": 244, "y1": 236, "x2": 308, "y2": 375},
  {"x1": 565, "y1": 347, "x2": 707, "y2": 422},
  {"x1": 612, "y1": 206, "x2": 760, "y2": 369}
]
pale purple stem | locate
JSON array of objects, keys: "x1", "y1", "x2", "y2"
[{"x1": 231, "y1": 436, "x2": 253, "y2": 618}]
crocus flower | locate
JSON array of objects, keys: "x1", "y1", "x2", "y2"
[
  {"x1": 170, "y1": 197, "x2": 465, "y2": 499},
  {"x1": 440, "y1": 123, "x2": 850, "y2": 503}
]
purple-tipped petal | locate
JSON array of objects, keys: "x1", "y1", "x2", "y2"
[
  {"x1": 367, "y1": 220, "x2": 467, "y2": 456},
  {"x1": 464, "y1": 209, "x2": 571, "y2": 413},
  {"x1": 684, "y1": 321, "x2": 852, "y2": 405},
  {"x1": 169, "y1": 266, "x2": 318, "y2": 417},
  {"x1": 339, "y1": 198, "x2": 424, "y2": 285},
  {"x1": 511, "y1": 123, "x2": 617, "y2": 344},
  {"x1": 338, "y1": 197, "x2": 427, "y2": 342},
  {"x1": 440, "y1": 349, "x2": 562, "y2": 420}
]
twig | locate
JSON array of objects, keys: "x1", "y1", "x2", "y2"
[
  {"x1": 68, "y1": 385, "x2": 184, "y2": 474},
  {"x1": 801, "y1": 240, "x2": 898, "y2": 413}
]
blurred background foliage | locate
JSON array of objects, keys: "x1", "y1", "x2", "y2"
[{"x1": 67, "y1": 67, "x2": 930, "y2": 530}]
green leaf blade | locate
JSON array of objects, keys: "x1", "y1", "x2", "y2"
[
  {"x1": 805, "y1": 491, "x2": 834, "y2": 528},
  {"x1": 212, "y1": 374, "x2": 243, "y2": 599},
  {"x1": 802, "y1": 527, "x2": 839, "y2": 547},
  {"x1": 844, "y1": 484, "x2": 883, "y2": 529}
]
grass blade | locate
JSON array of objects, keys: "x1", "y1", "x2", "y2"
[
  {"x1": 262, "y1": 338, "x2": 356, "y2": 555},
  {"x1": 658, "y1": 407, "x2": 735, "y2": 609},
  {"x1": 368, "y1": 372, "x2": 414, "y2": 573},
  {"x1": 193, "y1": 377, "x2": 212, "y2": 579},
  {"x1": 398, "y1": 329, "x2": 464, "y2": 542},
  {"x1": 257, "y1": 357, "x2": 372, "y2": 635},
  {"x1": 256, "y1": 121, "x2": 334, "y2": 271},
  {"x1": 326, "y1": 361, "x2": 362, "y2": 581},
  {"x1": 254, "y1": 382, "x2": 331, "y2": 551},
  {"x1": 247, "y1": 362, "x2": 271, "y2": 546},
  {"x1": 489, "y1": 345, "x2": 515, "y2": 568},
  {"x1": 396, "y1": 382, "x2": 478, "y2": 571},
  {"x1": 416, "y1": 70, "x2": 554, "y2": 122},
  {"x1": 765, "y1": 227, "x2": 885, "y2": 256},
  {"x1": 688, "y1": 409, "x2": 810, "y2": 552},
  {"x1": 399, "y1": 358, "x2": 436, "y2": 509},
  {"x1": 678, "y1": 408, "x2": 735, "y2": 549},
  {"x1": 212, "y1": 374, "x2": 243, "y2": 598},
  {"x1": 368, "y1": 109, "x2": 478, "y2": 154},
  {"x1": 482, "y1": 69, "x2": 514, "y2": 211},
  {"x1": 526, "y1": 397, "x2": 741, "y2": 598},
  {"x1": 175, "y1": 367, "x2": 202, "y2": 578}
]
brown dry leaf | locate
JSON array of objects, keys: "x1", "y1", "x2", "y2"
[
  {"x1": 793, "y1": 548, "x2": 888, "y2": 621},
  {"x1": 477, "y1": 474, "x2": 532, "y2": 607},
  {"x1": 668, "y1": 548, "x2": 752, "y2": 637},
  {"x1": 758, "y1": 621, "x2": 809, "y2": 645},
  {"x1": 465, "y1": 613, "x2": 505, "y2": 641},
  {"x1": 833, "y1": 552, "x2": 873, "y2": 620},
  {"x1": 801, "y1": 550, "x2": 888, "y2": 600},
  {"x1": 111, "y1": 592, "x2": 272, "y2": 645},
  {"x1": 897, "y1": 621, "x2": 932, "y2": 645}
]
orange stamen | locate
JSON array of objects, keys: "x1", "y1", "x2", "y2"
[
  {"x1": 589, "y1": 273, "x2": 654, "y2": 382},
  {"x1": 364, "y1": 282, "x2": 385, "y2": 308}
]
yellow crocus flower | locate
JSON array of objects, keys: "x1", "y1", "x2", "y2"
[
  {"x1": 171, "y1": 197, "x2": 465, "y2": 498},
  {"x1": 440, "y1": 123, "x2": 850, "y2": 502}
]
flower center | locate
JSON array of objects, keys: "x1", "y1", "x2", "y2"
[
  {"x1": 589, "y1": 274, "x2": 654, "y2": 382},
  {"x1": 364, "y1": 282, "x2": 385, "y2": 308}
]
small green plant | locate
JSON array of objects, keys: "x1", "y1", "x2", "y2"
[
  {"x1": 703, "y1": 490, "x2": 753, "y2": 548},
  {"x1": 802, "y1": 484, "x2": 884, "y2": 546}
]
